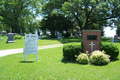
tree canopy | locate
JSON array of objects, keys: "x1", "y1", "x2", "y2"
[
  {"x1": 41, "y1": 0, "x2": 120, "y2": 34},
  {"x1": 1, "y1": 0, "x2": 120, "y2": 34},
  {"x1": 62, "y1": 0, "x2": 120, "y2": 33},
  {"x1": 40, "y1": 13, "x2": 73, "y2": 37},
  {"x1": 0, "y1": 0, "x2": 41, "y2": 33}
]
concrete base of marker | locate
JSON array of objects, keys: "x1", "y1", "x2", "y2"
[
  {"x1": 57, "y1": 37, "x2": 63, "y2": 39},
  {"x1": 6, "y1": 41, "x2": 15, "y2": 43},
  {"x1": 114, "y1": 40, "x2": 119, "y2": 42}
]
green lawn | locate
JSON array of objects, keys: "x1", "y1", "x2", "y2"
[
  {"x1": 0, "y1": 35, "x2": 81, "y2": 50},
  {"x1": 0, "y1": 43, "x2": 120, "y2": 80}
]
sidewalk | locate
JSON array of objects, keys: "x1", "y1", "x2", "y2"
[{"x1": 0, "y1": 44, "x2": 63, "y2": 57}]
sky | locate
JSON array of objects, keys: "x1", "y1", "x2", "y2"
[
  {"x1": 36, "y1": 15, "x2": 42, "y2": 20},
  {"x1": 104, "y1": 27, "x2": 117, "y2": 37}
]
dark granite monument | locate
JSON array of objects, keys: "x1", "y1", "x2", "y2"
[{"x1": 6, "y1": 33, "x2": 15, "y2": 43}]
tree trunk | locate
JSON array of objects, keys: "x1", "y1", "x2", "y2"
[{"x1": 75, "y1": 17, "x2": 83, "y2": 36}]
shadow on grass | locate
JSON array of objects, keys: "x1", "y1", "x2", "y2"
[
  {"x1": 90, "y1": 63, "x2": 109, "y2": 66},
  {"x1": 61, "y1": 58, "x2": 77, "y2": 64},
  {"x1": 61, "y1": 58, "x2": 90, "y2": 65},
  {"x1": 110, "y1": 58, "x2": 119, "y2": 62},
  {"x1": 20, "y1": 61, "x2": 35, "y2": 63}
]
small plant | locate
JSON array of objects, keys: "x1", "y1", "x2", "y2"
[
  {"x1": 90, "y1": 50, "x2": 110, "y2": 65},
  {"x1": 14, "y1": 35, "x2": 22, "y2": 40},
  {"x1": 85, "y1": 51, "x2": 89, "y2": 56},
  {"x1": 76, "y1": 53, "x2": 89, "y2": 64}
]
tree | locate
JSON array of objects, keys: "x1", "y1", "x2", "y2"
[
  {"x1": 62, "y1": 0, "x2": 120, "y2": 34},
  {"x1": 0, "y1": 0, "x2": 41, "y2": 33},
  {"x1": 41, "y1": 0, "x2": 67, "y2": 16},
  {"x1": 40, "y1": 13, "x2": 73, "y2": 37},
  {"x1": 116, "y1": 19, "x2": 120, "y2": 36}
]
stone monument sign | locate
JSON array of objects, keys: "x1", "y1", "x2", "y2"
[
  {"x1": 82, "y1": 30, "x2": 101, "y2": 53},
  {"x1": 24, "y1": 34, "x2": 38, "y2": 61},
  {"x1": 6, "y1": 33, "x2": 15, "y2": 43}
]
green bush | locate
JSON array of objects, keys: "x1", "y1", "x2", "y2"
[
  {"x1": 101, "y1": 37, "x2": 111, "y2": 42},
  {"x1": 90, "y1": 50, "x2": 110, "y2": 65},
  {"x1": 101, "y1": 42, "x2": 119, "y2": 59},
  {"x1": 81, "y1": 41, "x2": 84, "y2": 52},
  {"x1": 63, "y1": 43, "x2": 82, "y2": 60},
  {"x1": 14, "y1": 35, "x2": 22, "y2": 40},
  {"x1": 76, "y1": 53, "x2": 89, "y2": 64}
]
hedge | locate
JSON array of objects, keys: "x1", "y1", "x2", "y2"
[
  {"x1": 63, "y1": 43, "x2": 82, "y2": 60},
  {"x1": 101, "y1": 42, "x2": 119, "y2": 59}
]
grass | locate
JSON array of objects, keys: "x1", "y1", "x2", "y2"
[
  {"x1": 0, "y1": 44, "x2": 120, "y2": 80},
  {"x1": 0, "y1": 35, "x2": 82, "y2": 50},
  {"x1": 0, "y1": 35, "x2": 113, "y2": 50}
]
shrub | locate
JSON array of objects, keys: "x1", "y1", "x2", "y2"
[
  {"x1": 14, "y1": 35, "x2": 22, "y2": 40},
  {"x1": 101, "y1": 37, "x2": 111, "y2": 42},
  {"x1": 81, "y1": 41, "x2": 84, "y2": 52},
  {"x1": 90, "y1": 50, "x2": 110, "y2": 65},
  {"x1": 63, "y1": 43, "x2": 82, "y2": 60},
  {"x1": 76, "y1": 53, "x2": 89, "y2": 64},
  {"x1": 101, "y1": 42, "x2": 119, "y2": 59}
]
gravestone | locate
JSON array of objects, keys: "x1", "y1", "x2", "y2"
[
  {"x1": 57, "y1": 32, "x2": 63, "y2": 39},
  {"x1": 111, "y1": 37, "x2": 114, "y2": 43},
  {"x1": 20, "y1": 33, "x2": 23, "y2": 35},
  {"x1": 2, "y1": 31, "x2": 6, "y2": 36},
  {"x1": 71, "y1": 33, "x2": 73, "y2": 37},
  {"x1": 6, "y1": 33, "x2": 15, "y2": 43},
  {"x1": 114, "y1": 35, "x2": 119, "y2": 42},
  {"x1": 46, "y1": 29, "x2": 50, "y2": 37},
  {"x1": 38, "y1": 35, "x2": 42, "y2": 39},
  {"x1": 37, "y1": 30, "x2": 42, "y2": 39},
  {"x1": 24, "y1": 34, "x2": 38, "y2": 61},
  {"x1": 82, "y1": 30, "x2": 101, "y2": 53},
  {"x1": 74, "y1": 32, "x2": 78, "y2": 38},
  {"x1": 55, "y1": 31, "x2": 57, "y2": 36},
  {"x1": 20, "y1": 29, "x2": 23, "y2": 35}
]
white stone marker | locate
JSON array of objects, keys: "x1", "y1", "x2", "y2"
[
  {"x1": 111, "y1": 37, "x2": 114, "y2": 44},
  {"x1": 89, "y1": 42, "x2": 95, "y2": 51},
  {"x1": 24, "y1": 34, "x2": 38, "y2": 61}
]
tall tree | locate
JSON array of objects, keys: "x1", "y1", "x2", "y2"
[
  {"x1": 0, "y1": 0, "x2": 41, "y2": 33},
  {"x1": 62, "y1": 0, "x2": 120, "y2": 34},
  {"x1": 40, "y1": 13, "x2": 73, "y2": 37}
]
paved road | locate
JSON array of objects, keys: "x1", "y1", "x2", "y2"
[{"x1": 0, "y1": 44, "x2": 63, "y2": 57}]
